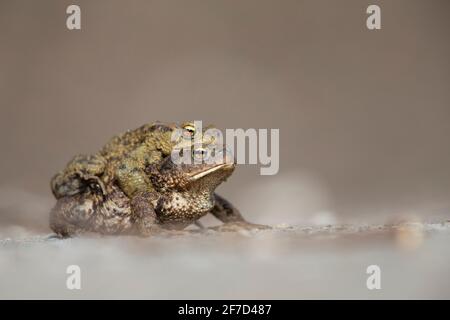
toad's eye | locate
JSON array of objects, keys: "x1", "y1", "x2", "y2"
[{"x1": 183, "y1": 124, "x2": 196, "y2": 135}]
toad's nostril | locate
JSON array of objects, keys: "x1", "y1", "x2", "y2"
[{"x1": 192, "y1": 148, "x2": 208, "y2": 159}]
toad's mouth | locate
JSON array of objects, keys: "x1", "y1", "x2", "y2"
[{"x1": 188, "y1": 163, "x2": 235, "y2": 181}]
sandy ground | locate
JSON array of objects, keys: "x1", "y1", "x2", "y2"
[{"x1": 1, "y1": 221, "x2": 449, "y2": 299}]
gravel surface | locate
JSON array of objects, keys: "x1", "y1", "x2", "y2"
[{"x1": 1, "y1": 221, "x2": 449, "y2": 299}]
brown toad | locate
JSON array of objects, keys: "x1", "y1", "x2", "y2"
[{"x1": 50, "y1": 146, "x2": 263, "y2": 237}]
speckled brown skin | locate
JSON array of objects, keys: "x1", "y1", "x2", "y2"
[
  {"x1": 50, "y1": 154, "x2": 252, "y2": 237},
  {"x1": 52, "y1": 122, "x2": 188, "y2": 196},
  {"x1": 50, "y1": 121, "x2": 211, "y2": 219}
]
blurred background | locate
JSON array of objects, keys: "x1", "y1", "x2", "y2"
[{"x1": 0, "y1": 0, "x2": 449, "y2": 299}]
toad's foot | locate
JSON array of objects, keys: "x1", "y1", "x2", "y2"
[{"x1": 210, "y1": 221, "x2": 271, "y2": 233}]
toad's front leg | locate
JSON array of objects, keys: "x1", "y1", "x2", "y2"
[
  {"x1": 130, "y1": 191, "x2": 165, "y2": 237},
  {"x1": 209, "y1": 193, "x2": 270, "y2": 231}
]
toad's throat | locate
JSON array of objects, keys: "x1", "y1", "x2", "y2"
[{"x1": 155, "y1": 191, "x2": 214, "y2": 224}]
